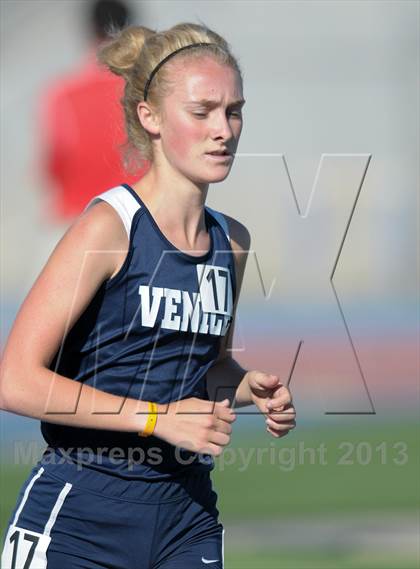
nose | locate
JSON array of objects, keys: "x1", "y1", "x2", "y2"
[{"x1": 210, "y1": 110, "x2": 235, "y2": 142}]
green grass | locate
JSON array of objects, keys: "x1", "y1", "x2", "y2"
[
  {"x1": 212, "y1": 420, "x2": 419, "y2": 520},
  {"x1": 224, "y1": 549, "x2": 419, "y2": 569}
]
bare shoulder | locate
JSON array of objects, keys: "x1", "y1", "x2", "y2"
[
  {"x1": 78, "y1": 199, "x2": 128, "y2": 248},
  {"x1": 0, "y1": 199, "x2": 131, "y2": 375},
  {"x1": 47, "y1": 201, "x2": 128, "y2": 286},
  {"x1": 81, "y1": 199, "x2": 130, "y2": 279}
]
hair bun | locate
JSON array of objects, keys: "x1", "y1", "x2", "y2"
[{"x1": 97, "y1": 25, "x2": 155, "y2": 78}]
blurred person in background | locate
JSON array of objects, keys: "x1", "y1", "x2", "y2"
[{"x1": 37, "y1": 0, "x2": 147, "y2": 223}]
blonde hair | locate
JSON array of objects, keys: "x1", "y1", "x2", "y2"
[{"x1": 97, "y1": 22, "x2": 243, "y2": 172}]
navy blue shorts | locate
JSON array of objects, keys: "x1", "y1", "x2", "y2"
[{"x1": 2, "y1": 453, "x2": 225, "y2": 568}]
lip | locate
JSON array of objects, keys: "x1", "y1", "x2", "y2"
[{"x1": 205, "y1": 152, "x2": 233, "y2": 162}]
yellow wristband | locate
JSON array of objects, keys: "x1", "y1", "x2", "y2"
[{"x1": 138, "y1": 401, "x2": 158, "y2": 437}]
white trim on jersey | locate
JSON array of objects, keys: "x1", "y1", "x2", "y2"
[
  {"x1": 84, "y1": 185, "x2": 231, "y2": 245},
  {"x1": 83, "y1": 185, "x2": 141, "y2": 238}
]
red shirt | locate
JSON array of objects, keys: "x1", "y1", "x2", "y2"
[{"x1": 39, "y1": 47, "x2": 147, "y2": 221}]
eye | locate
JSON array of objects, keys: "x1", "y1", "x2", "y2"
[{"x1": 192, "y1": 110, "x2": 242, "y2": 119}]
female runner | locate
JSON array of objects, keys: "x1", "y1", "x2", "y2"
[{"x1": 1, "y1": 22, "x2": 296, "y2": 569}]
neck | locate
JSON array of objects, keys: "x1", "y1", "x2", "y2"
[{"x1": 131, "y1": 163, "x2": 210, "y2": 248}]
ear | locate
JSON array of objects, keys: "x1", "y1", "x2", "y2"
[{"x1": 137, "y1": 102, "x2": 160, "y2": 136}]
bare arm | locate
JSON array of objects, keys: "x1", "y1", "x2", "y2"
[
  {"x1": 206, "y1": 215, "x2": 253, "y2": 408},
  {"x1": 207, "y1": 357, "x2": 253, "y2": 408},
  {"x1": 0, "y1": 201, "x2": 151, "y2": 432}
]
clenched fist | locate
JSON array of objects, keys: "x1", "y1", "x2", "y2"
[{"x1": 246, "y1": 371, "x2": 296, "y2": 438}]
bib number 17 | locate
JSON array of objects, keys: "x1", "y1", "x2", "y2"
[{"x1": 1, "y1": 525, "x2": 51, "y2": 569}]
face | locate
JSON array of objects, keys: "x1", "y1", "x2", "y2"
[{"x1": 156, "y1": 56, "x2": 244, "y2": 184}]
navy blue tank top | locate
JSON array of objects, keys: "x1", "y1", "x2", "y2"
[{"x1": 41, "y1": 183, "x2": 237, "y2": 480}]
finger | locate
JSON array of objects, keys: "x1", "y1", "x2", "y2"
[
  {"x1": 266, "y1": 425, "x2": 280, "y2": 438},
  {"x1": 270, "y1": 383, "x2": 292, "y2": 397},
  {"x1": 267, "y1": 403, "x2": 295, "y2": 415},
  {"x1": 267, "y1": 409, "x2": 296, "y2": 421},
  {"x1": 215, "y1": 399, "x2": 234, "y2": 413},
  {"x1": 266, "y1": 426, "x2": 289, "y2": 438},
  {"x1": 251, "y1": 372, "x2": 282, "y2": 391},
  {"x1": 266, "y1": 417, "x2": 296, "y2": 431},
  {"x1": 268, "y1": 412, "x2": 295, "y2": 425},
  {"x1": 215, "y1": 403, "x2": 236, "y2": 423},
  {"x1": 214, "y1": 418, "x2": 233, "y2": 435},
  {"x1": 198, "y1": 442, "x2": 225, "y2": 457},
  {"x1": 268, "y1": 407, "x2": 296, "y2": 422},
  {"x1": 266, "y1": 396, "x2": 293, "y2": 411},
  {"x1": 267, "y1": 391, "x2": 293, "y2": 408},
  {"x1": 208, "y1": 430, "x2": 230, "y2": 447}
]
